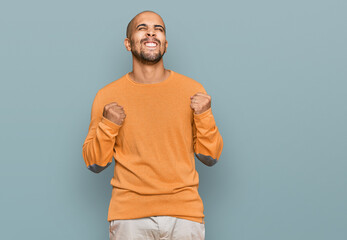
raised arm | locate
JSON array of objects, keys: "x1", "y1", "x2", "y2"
[
  {"x1": 190, "y1": 85, "x2": 224, "y2": 166},
  {"x1": 82, "y1": 91, "x2": 122, "y2": 173}
]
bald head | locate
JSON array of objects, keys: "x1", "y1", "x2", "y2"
[{"x1": 126, "y1": 10, "x2": 166, "y2": 39}]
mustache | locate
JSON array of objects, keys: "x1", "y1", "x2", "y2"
[{"x1": 141, "y1": 38, "x2": 160, "y2": 45}]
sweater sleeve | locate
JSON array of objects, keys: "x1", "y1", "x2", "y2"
[
  {"x1": 82, "y1": 91, "x2": 122, "y2": 173},
  {"x1": 192, "y1": 86, "x2": 224, "y2": 166}
]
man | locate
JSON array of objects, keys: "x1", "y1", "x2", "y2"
[{"x1": 82, "y1": 10, "x2": 223, "y2": 240}]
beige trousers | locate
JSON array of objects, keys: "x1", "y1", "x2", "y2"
[{"x1": 109, "y1": 215, "x2": 205, "y2": 240}]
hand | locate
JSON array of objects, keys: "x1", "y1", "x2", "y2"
[
  {"x1": 103, "y1": 102, "x2": 126, "y2": 126},
  {"x1": 190, "y1": 92, "x2": 211, "y2": 114}
]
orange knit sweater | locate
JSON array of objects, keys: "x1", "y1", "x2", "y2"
[{"x1": 82, "y1": 70, "x2": 223, "y2": 224}]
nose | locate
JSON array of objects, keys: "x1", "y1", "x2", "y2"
[{"x1": 146, "y1": 28, "x2": 156, "y2": 37}]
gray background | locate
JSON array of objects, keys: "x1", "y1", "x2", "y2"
[{"x1": 1, "y1": 0, "x2": 346, "y2": 239}]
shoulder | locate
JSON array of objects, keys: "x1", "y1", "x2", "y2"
[
  {"x1": 172, "y1": 70, "x2": 205, "y2": 90},
  {"x1": 96, "y1": 73, "x2": 128, "y2": 96}
]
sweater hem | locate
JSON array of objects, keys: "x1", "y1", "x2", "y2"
[{"x1": 107, "y1": 186, "x2": 205, "y2": 224}]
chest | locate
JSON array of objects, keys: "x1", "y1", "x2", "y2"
[{"x1": 107, "y1": 89, "x2": 194, "y2": 142}]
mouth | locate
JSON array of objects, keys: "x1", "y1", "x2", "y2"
[{"x1": 144, "y1": 41, "x2": 158, "y2": 49}]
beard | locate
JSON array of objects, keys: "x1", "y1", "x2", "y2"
[{"x1": 130, "y1": 40, "x2": 166, "y2": 65}]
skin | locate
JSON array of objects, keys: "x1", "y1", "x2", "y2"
[
  {"x1": 103, "y1": 11, "x2": 212, "y2": 125},
  {"x1": 124, "y1": 11, "x2": 169, "y2": 84}
]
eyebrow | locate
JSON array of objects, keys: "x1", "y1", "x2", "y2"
[{"x1": 136, "y1": 23, "x2": 166, "y2": 32}]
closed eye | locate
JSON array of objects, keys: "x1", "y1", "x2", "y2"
[{"x1": 138, "y1": 27, "x2": 163, "y2": 32}]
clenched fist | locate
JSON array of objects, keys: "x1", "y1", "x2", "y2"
[
  {"x1": 190, "y1": 92, "x2": 211, "y2": 114},
  {"x1": 103, "y1": 102, "x2": 126, "y2": 126}
]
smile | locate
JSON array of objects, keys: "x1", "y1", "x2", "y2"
[{"x1": 144, "y1": 41, "x2": 158, "y2": 48}]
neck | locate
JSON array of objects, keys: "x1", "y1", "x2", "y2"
[{"x1": 129, "y1": 58, "x2": 169, "y2": 84}]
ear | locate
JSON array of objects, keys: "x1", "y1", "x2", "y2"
[
  {"x1": 124, "y1": 38, "x2": 131, "y2": 51},
  {"x1": 164, "y1": 40, "x2": 168, "y2": 53}
]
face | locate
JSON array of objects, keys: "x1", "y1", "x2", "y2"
[{"x1": 124, "y1": 12, "x2": 168, "y2": 65}]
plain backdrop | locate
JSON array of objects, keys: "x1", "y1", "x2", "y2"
[{"x1": 0, "y1": 0, "x2": 346, "y2": 239}]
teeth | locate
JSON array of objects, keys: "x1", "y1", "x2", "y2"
[{"x1": 145, "y1": 42, "x2": 157, "y2": 47}]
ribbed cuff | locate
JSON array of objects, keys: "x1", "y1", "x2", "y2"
[
  {"x1": 193, "y1": 107, "x2": 212, "y2": 119},
  {"x1": 98, "y1": 117, "x2": 122, "y2": 136}
]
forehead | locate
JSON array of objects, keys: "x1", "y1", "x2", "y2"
[{"x1": 133, "y1": 12, "x2": 165, "y2": 28}]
